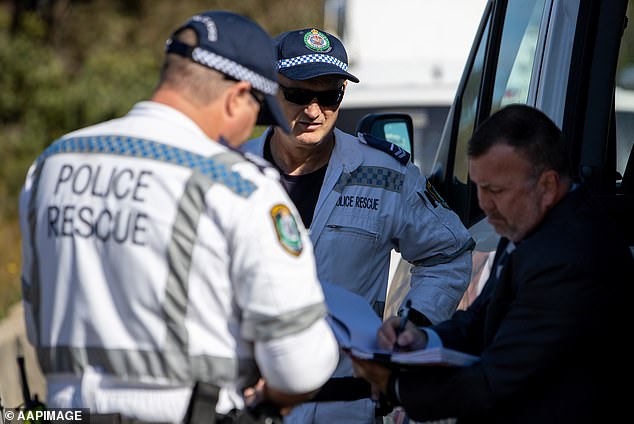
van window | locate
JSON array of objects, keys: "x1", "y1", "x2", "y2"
[
  {"x1": 616, "y1": 14, "x2": 634, "y2": 187},
  {"x1": 451, "y1": 0, "x2": 546, "y2": 225},
  {"x1": 453, "y1": 19, "x2": 490, "y2": 185},
  {"x1": 492, "y1": 0, "x2": 545, "y2": 111},
  {"x1": 615, "y1": 93, "x2": 634, "y2": 180},
  {"x1": 453, "y1": 0, "x2": 545, "y2": 186}
]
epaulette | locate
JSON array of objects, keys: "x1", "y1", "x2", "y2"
[
  {"x1": 358, "y1": 133, "x2": 410, "y2": 165},
  {"x1": 215, "y1": 141, "x2": 278, "y2": 180},
  {"x1": 243, "y1": 151, "x2": 273, "y2": 172},
  {"x1": 242, "y1": 151, "x2": 282, "y2": 181},
  {"x1": 217, "y1": 135, "x2": 270, "y2": 174}
]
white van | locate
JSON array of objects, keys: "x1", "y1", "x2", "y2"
[
  {"x1": 324, "y1": 0, "x2": 488, "y2": 175},
  {"x1": 386, "y1": 0, "x2": 634, "y2": 311}
]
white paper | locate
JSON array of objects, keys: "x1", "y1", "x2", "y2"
[{"x1": 321, "y1": 281, "x2": 479, "y2": 366}]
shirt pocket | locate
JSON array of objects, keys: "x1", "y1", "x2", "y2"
[
  {"x1": 324, "y1": 223, "x2": 379, "y2": 239},
  {"x1": 315, "y1": 214, "x2": 381, "y2": 293},
  {"x1": 324, "y1": 213, "x2": 380, "y2": 241}
]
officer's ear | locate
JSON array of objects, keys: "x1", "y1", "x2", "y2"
[
  {"x1": 224, "y1": 81, "x2": 251, "y2": 111},
  {"x1": 224, "y1": 80, "x2": 254, "y2": 118}
]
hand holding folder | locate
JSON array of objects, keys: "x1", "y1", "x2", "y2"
[{"x1": 321, "y1": 281, "x2": 478, "y2": 366}]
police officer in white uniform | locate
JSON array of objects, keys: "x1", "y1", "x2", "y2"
[
  {"x1": 19, "y1": 12, "x2": 338, "y2": 424},
  {"x1": 242, "y1": 28, "x2": 474, "y2": 424}
]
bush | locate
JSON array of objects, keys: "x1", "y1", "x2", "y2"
[{"x1": 0, "y1": 0, "x2": 325, "y2": 318}]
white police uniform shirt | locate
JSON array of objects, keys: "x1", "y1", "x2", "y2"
[
  {"x1": 19, "y1": 102, "x2": 338, "y2": 423},
  {"x1": 244, "y1": 128, "x2": 473, "y2": 423}
]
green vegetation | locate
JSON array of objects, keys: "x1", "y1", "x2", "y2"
[{"x1": 0, "y1": 0, "x2": 325, "y2": 318}]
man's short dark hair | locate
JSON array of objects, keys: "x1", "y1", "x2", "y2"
[{"x1": 468, "y1": 104, "x2": 572, "y2": 179}]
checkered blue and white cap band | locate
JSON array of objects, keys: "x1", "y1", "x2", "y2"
[
  {"x1": 277, "y1": 54, "x2": 349, "y2": 72},
  {"x1": 192, "y1": 47, "x2": 279, "y2": 95}
]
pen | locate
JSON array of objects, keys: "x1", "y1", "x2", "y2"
[{"x1": 394, "y1": 299, "x2": 412, "y2": 351}]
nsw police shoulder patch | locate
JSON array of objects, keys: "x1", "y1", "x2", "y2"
[
  {"x1": 270, "y1": 204, "x2": 303, "y2": 256},
  {"x1": 421, "y1": 179, "x2": 450, "y2": 209}
]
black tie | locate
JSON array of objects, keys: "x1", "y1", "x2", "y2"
[
  {"x1": 494, "y1": 240, "x2": 516, "y2": 279},
  {"x1": 482, "y1": 238, "x2": 517, "y2": 344}
]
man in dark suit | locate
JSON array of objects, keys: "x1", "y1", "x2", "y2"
[{"x1": 351, "y1": 104, "x2": 633, "y2": 423}]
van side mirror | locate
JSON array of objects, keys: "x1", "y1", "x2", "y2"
[{"x1": 355, "y1": 113, "x2": 414, "y2": 160}]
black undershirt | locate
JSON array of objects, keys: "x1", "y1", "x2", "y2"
[{"x1": 264, "y1": 137, "x2": 327, "y2": 228}]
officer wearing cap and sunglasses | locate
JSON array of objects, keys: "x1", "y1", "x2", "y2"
[
  {"x1": 242, "y1": 28, "x2": 474, "y2": 424},
  {"x1": 19, "y1": 12, "x2": 338, "y2": 424}
]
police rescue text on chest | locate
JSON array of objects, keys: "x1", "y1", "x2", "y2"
[{"x1": 46, "y1": 163, "x2": 152, "y2": 245}]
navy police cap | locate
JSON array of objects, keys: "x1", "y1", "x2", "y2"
[
  {"x1": 274, "y1": 28, "x2": 359, "y2": 83},
  {"x1": 165, "y1": 11, "x2": 290, "y2": 133}
]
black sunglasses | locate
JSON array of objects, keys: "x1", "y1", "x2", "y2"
[{"x1": 280, "y1": 85, "x2": 345, "y2": 106}]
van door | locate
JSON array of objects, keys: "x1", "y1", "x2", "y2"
[
  {"x1": 387, "y1": 0, "x2": 632, "y2": 311},
  {"x1": 442, "y1": 0, "x2": 630, "y2": 304}
]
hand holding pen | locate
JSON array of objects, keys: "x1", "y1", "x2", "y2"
[
  {"x1": 393, "y1": 299, "x2": 411, "y2": 351},
  {"x1": 376, "y1": 300, "x2": 428, "y2": 352}
]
